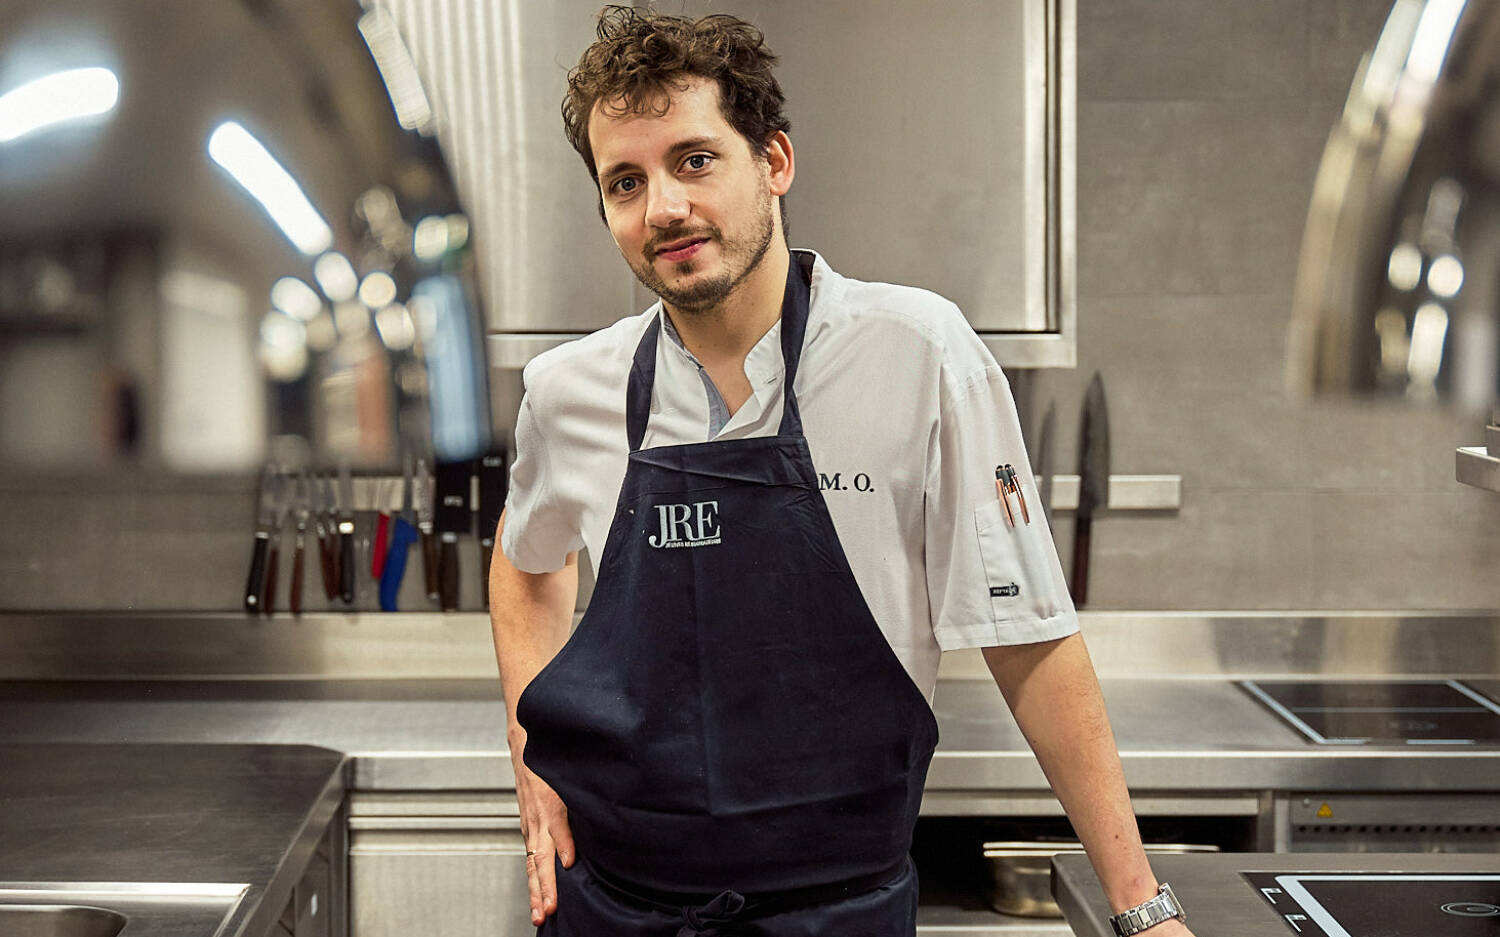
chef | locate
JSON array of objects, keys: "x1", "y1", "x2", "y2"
[{"x1": 489, "y1": 7, "x2": 1195, "y2": 937}]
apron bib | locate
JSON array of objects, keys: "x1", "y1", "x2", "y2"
[{"x1": 516, "y1": 252, "x2": 940, "y2": 934}]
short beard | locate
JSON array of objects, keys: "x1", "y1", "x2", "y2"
[{"x1": 629, "y1": 192, "x2": 776, "y2": 317}]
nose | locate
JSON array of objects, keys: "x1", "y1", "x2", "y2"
[{"x1": 645, "y1": 174, "x2": 690, "y2": 230}]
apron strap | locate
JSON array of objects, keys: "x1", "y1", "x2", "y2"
[{"x1": 626, "y1": 251, "x2": 814, "y2": 453}]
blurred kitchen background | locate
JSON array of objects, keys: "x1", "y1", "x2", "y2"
[
  {"x1": 3, "y1": 0, "x2": 1496, "y2": 612},
  {"x1": 5, "y1": 4, "x2": 1500, "y2": 937}
]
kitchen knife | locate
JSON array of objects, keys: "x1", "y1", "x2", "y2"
[
  {"x1": 477, "y1": 446, "x2": 509, "y2": 609},
  {"x1": 433, "y1": 458, "x2": 474, "y2": 612},
  {"x1": 371, "y1": 476, "x2": 392, "y2": 581},
  {"x1": 1033, "y1": 400, "x2": 1056, "y2": 529},
  {"x1": 378, "y1": 453, "x2": 420, "y2": 612},
  {"x1": 316, "y1": 471, "x2": 339, "y2": 600},
  {"x1": 290, "y1": 471, "x2": 310, "y2": 616},
  {"x1": 338, "y1": 462, "x2": 356, "y2": 606},
  {"x1": 243, "y1": 463, "x2": 279, "y2": 613},
  {"x1": 416, "y1": 458, "x2": 439, "y2": 601},
  {"x1": 1071, "y1": 373, "x2": 1110, "y2": 606}
]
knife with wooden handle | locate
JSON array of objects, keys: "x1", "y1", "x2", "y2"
[{"x1": 1071, "y1": 373, "x2": 1110, "y2": 606}]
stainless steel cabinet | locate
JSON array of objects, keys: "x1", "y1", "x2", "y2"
[
  {"x1": 347, "y1": 793, "x2": 530, "y2": 937},
  {"x1": 378, "y1": 0, "x2": 1076, "y2": 369}
]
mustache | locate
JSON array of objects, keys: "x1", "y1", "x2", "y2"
[{"x1": 645, "y1": 227, "x2": 718, "y2": 256}]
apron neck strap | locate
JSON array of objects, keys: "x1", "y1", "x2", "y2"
[{"x1": 626, "y1": 251, "x2": 813, "y2": 453}]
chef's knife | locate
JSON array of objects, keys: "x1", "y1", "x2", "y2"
[
  {"x1": 338, "y1": 462, "x2": 356, "y2": 605},
  {"x1": 243, "y1": 463, "x2": 279, "y2": 613},
  {"x1": 1071, "y1": 373, "x2": 1110, "y2": 606},
  {"x1": 290, "y1": 471, "x2": 310, "y2": 616},
  {"x1": 378, "y1": 453, "x2": 420, "y2": 612},
  {"x1": 477, "y1": 446, "x2": 508, "y2": 609},
  {"x1": 434, "y1": 458, "x2": 474, "y2": 612},
  {"x1": 1033, "y1": 400, "x2": 1056, "y2": 529},
  {"x1": 416, "y1": 458, "x2": 439, "y2": 601},
  {"x1": 314, "y1": 471, "x2": 338, "y2": 600}
]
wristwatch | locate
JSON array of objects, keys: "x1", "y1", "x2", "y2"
[{"x1": 1108, "y1": 883, "x2": 1185, "y2": 936}]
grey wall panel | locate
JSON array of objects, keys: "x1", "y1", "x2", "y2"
[
  {"x1": 658, "y1": 0, "x2": 1051, "y2": 333},
  {"x1": 369, "y1": 0, "x2": 636, "y2": 332}
]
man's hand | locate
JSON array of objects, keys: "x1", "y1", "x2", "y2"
[
  {"x1": 513, "y1": 738, "x2": 576, "y2": 925},
  {"x1": 489, "y1": 517, "x2": 580, "y2": 925}
]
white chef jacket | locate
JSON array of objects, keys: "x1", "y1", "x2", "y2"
[{"x1": 501, "y1": 250, "x2": 1078, "y2": 701}]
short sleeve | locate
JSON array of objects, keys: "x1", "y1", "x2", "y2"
[
  {"x1": 500, "y1": 392, "x2": 583, "y2": 574},
  {"x1": 925, "y1": 364, "x2": 1079, "y2": 649}
]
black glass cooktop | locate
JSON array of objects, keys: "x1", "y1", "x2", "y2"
[
  {"x1": 1240, "y1": 680, "x2": 1500, "y2": 745},
  {"x1": 1246, "y1": 872, "x2": 1500, "y2": 936}
]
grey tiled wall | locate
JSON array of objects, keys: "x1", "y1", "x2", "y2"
[
  {"x1": 3, "y1": 0, "x2": 1498, "y2": 612},
  {"x1": 1031, "y1": 0, "x2": 1500, "y2": 609}
]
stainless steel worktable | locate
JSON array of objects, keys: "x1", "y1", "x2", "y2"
[
  {"x1": 0, "y1": 678, "x2": 1497, "y2": 794},
  {"x1": 0, "y1": 743, "x2": 345, "y2": 937},
  {"x1": 1052, "y1": 851, "x2": 1500, "y2": 937}
]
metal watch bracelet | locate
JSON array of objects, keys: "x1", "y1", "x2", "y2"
[{"x1": 1109, "y1": 883, "x2": 1185, "y2": 936}]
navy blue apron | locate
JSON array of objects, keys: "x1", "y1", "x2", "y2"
[{"x1": 516, "y1": 252, "x2": 940, "y2": 935}]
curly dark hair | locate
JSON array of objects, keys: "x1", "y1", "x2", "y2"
[{"x1": 562, "y1": 5, "x2": 791, "y2": 184}]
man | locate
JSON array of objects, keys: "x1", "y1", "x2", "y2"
[{"x1": 490, "y1": 7, "x2": 1194, "y2": 936}]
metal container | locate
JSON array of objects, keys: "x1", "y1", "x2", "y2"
[{"x1": 982, "y1": 841, "x2": 1219, "y2": 918}]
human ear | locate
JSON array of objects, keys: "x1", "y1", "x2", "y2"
[{"x1": 765, "y1": 131, "x2": 794, "y2": 197}]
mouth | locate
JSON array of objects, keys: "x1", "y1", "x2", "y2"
[{"x1": 654, "y1": 236, "x2": 710, "y2": 263}]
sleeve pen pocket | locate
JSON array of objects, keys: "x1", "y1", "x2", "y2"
[{"x1": 974, "y1": 499, "x2": 1064, "y2": 624}]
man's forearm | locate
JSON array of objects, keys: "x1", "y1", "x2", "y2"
[
  {"x1": 488, "y1": 509, "x2": 579, "y2": 748},
  {"x1": 982, "y1": 634, "x2": 1161, "y2": 913}
]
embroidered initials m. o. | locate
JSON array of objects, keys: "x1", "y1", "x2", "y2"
[{"x1": 648, "y1": 501, "x2": 721, "y2": 549}]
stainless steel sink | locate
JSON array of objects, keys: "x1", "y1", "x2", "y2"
[
  {"x1": 0, "y1": 904, "x2": 127, "y2": 937},
  {"x1": 0, "y1": 885, "x2": 246, "y2": 937}
]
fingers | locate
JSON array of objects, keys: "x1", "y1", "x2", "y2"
[
  {"x1": 524, "y1": 840, "x2": 549, "y2": 926},
  {"x1": 552, "y1": 814, "x2": 577, "y2": 868}
]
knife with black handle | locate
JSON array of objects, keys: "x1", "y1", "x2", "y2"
[
  {"x1": 477, "y1": 446, "x2": 509, "y2": 609},
  {"x1": 1071, "y1": 373, "x2": 1110, "y2": 606},
  {"x1": 244, "y1": 464, "x2": 278, "y2": 613},
  {"x1": 338, "y1": 463, "x2": 356, "y2": 606},
  {"x1": 416, "y1": 458, "x2": 439, "y2": 601},
  {"x1": 434, "y1": 459, "x2": 474, "y2": 612}
]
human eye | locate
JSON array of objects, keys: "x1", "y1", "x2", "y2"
[
  {"x1": 682, "y1": 153, "x2": 713, "y2": 172},
  {"x1": 608, "y1": 176, "x2": 640, "y2": 197}
]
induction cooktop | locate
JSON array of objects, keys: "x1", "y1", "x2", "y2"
[
  {"x1": 1245, "y1": 871, "x2": 1500, "y2": 936},
  {"x1": 1240, "y1": 679, "x2": 1500, "y2": 745}
]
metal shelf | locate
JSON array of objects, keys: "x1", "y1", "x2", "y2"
[
  {"x1": 1456, "y1": 446, "x2": 1500, "y2": 494},
  {"x1": 1044, "y1": 474, "x2": 1181, "y2": 511}
]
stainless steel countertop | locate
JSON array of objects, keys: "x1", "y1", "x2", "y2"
[
  {"x1": 1, "y1": 678, "x2": 1497, "y2": 795},
  {"x1": 0, "y1": 743, "x2": 345, "y2": 937},
  {"x1": 1051, "y1": 851, "x2": 1500, "y2": 937}
]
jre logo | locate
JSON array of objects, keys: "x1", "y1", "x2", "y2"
[{"x1": 648, "y1": 500, "x2": 721, "y2": 548}]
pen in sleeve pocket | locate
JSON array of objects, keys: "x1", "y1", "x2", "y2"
[
  {"x1": 995, "y1": 464, "x2": 1031, "y2": 526},
  {"x1": 994, "y1": 466, "x2": 1015, "y2": 527}
]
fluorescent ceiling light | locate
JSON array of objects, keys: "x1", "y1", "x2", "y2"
[
  {"x1": 0, "y1": 67, "x2": 119, "y2": 144},
  {"x1": 358, "y1": 9, "x2": 435, "y2": 133},
  {"x1": 207, "y1": 121, "x2": 333, "y2": 256}
]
